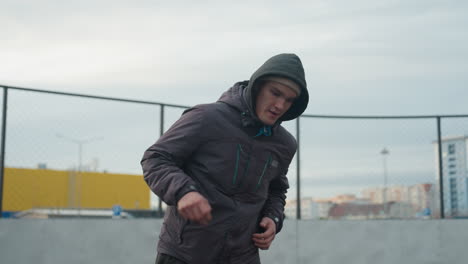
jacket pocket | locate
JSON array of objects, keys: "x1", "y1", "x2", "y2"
[
  {"x1": 177, "y1": 219, "x2": 188, "y2": 244},
  {"x1": 162, "y1": 206, "x2": 188, "y2": 245},
  {"x1": 252, "y1": 152, "x2": 282, "y2": 196}
]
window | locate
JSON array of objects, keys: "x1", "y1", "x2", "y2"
[
  {"x1": 450, "y1": 178, "x2": 457, "y2": 190},
  {"x1": 449, "y1": 157, "x2": 456, "y2": 162},
  {"x1": 448, "y1": 144, "x2": 456, "y2": 155},
  {"x1": 449, "y1": 164, "x2": 456, "y2": 168},
  {"x1": 449, "y1": 171, "x2": 457, "y2": 175}
]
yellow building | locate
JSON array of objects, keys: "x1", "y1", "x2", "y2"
[{"x1": 2, "y1": 167, "x2": 150, "y2": 212}]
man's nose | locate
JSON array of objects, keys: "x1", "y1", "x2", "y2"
[{"x1": 274, "y1": 98, "x2": 287, "y2": 110}]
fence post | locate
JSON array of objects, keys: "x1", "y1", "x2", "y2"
[
  {"x1": 158, "y1": 104, "x2": 165, "y2": 217},
  {"x1": 296, "y1": 117, "x2": 301, "y2": 220},
  {"x1": 0, "y1": 87, "x2": 8, "y2": 218},
  {"x1": 436, "y1": 116, "x2": 445, "y2": 219}
]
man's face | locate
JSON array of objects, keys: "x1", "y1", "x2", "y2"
[{"x1": 255, "y1": 81, "x2": 298, "y2": 126}]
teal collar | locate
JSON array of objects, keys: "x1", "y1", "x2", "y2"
[{"x1": 254, "y1": 125, "x2": 272, "y2": 137}]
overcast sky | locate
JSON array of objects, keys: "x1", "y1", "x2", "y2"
[
  {"x1": 1, "y1": 0, "x2": 468, "y2": 201},
  {"x1": 2, "y1": 0, "x2": 468, "y2": 114}
]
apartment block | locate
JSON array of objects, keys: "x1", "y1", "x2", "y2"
[{"x1": 434, "y1": 135, "x2": 468, "y2": 217}]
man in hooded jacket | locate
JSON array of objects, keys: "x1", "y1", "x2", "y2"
[{"x1": 141, "y1": 53, "x2": 309, "y2": 264}]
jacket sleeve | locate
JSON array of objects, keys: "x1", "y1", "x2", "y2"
[
  {"x1": 262, "y1": 137, "x2": 296, "y2": 234},
  {"x1": 261, "y1": 170, "x2": 290, "y2": 233},
  {"x1": 141, "y1": 107, "x2": 208, "y2": 206}
]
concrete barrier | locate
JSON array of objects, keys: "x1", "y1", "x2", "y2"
[{"x1": 1, "y1": 219, "x2": 467, "y2": 264}]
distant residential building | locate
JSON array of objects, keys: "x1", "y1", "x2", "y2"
[
  {"x1": 329, "y1": 202, "x2": 385, "y2": 220},
  {"x1": 362, "y1": 185, "x2": 408, "y2": 204},
  {"x1": 285, "y1": 198, "x2": 332, "y2": 219},
  {"x1": 361, "y1": 187, "x2": 385, "y2": 204},
  {"x1": 361, "y1": 183, "x2": 435, "y2": 215},
  {"x1": 409, "y1": 183, "x2": 435, "y2": 211},
  {"x1": 316, "y1": 201, "x2": 334, "y2": 219},
  {"x1": 288, "y1": 183, "x2": 435, "y2": 220},
  {"x1": 434, "y1": 135, "x2": 468, "y2": 217},
  {"x1": 387, "y1": 185, "x2": 408, "y2": 203},
  {"x1": 328, "y1": 201, "x2": 414, "y2": 220},
  {"x1": 328, "y1": 194, "x2": 357, "y2": 204},
  {"x1": 301, "y1": 198, "x2": 319, "y2": 219}
]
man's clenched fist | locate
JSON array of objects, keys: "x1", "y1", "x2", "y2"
[{"x1": 177, "y1": 192, "x2": 212, "y2": 225}]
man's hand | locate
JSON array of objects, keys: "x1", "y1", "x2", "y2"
[
  {"x1": 177, "y1": 192, "x2": 212, "y2": 225},
  {"x1": 252, "y1": 217, "x2": 276, "y2": 250}
]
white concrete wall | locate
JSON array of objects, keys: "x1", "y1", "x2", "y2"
[{"x1": 1, "y1": 219, "x2": 467, "y2": 264}]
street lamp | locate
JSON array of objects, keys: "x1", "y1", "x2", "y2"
[
  {"x1": 380, "y1": 147, "x2": 389, "y2": 218},
  {"x1": 56, "y1": 134, "x2": 104, "y2": 171},
  {"x1": 56, "y1": 134, "x2": 103, "y2": 212}
]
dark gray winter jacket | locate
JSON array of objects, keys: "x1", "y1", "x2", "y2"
[{"x1": 141, "y1": 53, "x2": 308, "y2": 264}]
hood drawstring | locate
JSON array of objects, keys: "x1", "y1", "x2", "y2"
[{"x1": 254, "y1": 126, "x2": 272, "y2": 138}]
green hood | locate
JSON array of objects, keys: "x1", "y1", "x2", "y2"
[{"x1": 244, "y1": 53, "x2": 309, "y2": 122}]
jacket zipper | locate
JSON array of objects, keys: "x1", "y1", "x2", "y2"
[
  {"x1": 255, "y1": 154, "x2": 272, "y2": 191},
  {"x1": 234, "y1": 144, "x2": 253, "y2": 186},
  {"x1": 232, "y1": 144, "x2": 242, "y2": 185}
]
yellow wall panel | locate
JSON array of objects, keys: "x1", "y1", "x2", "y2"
[
  {"x1": 2, "y1": 168, "x2": 150, "y2": 212},
  {"x1": 80, "y1": 172, "x2": 150, "y2": 209},
  {"x1": 3, "y1": 168, "x2": 68, "y2": 211}
]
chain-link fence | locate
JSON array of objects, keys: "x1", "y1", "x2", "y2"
[{"x1": 1, "y1": 85, "x2": 467, "y2": 220}]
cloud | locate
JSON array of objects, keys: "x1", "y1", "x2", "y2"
[{"x1": 1, "y1": 0, "x2": 468, "y2": 194}]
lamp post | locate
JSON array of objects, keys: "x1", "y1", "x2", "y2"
[
  {"x1": 56, "y1": 134, "x2": 103, "y2": 211},
  {"x1": 56, "y1": 134, "x2": 103, "y2": 171},
  {"x1": 380, "y1": 147, "x2": 389, "y2": 218}
]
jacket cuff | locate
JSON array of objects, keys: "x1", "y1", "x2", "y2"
[
  {"x1": 175, "y1": 183, "x2": 200, "y2": 203},
  {"x1": 265, "y1": 213, "x2": 283, "y2": 234}
]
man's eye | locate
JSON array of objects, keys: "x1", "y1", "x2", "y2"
[{"x1": 271, "y1": 91, "x2": 280, "y2": 96}]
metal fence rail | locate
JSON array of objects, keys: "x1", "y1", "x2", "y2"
[{"x1": 1, "y1": 84, "x2": 467, "y2": 220}]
